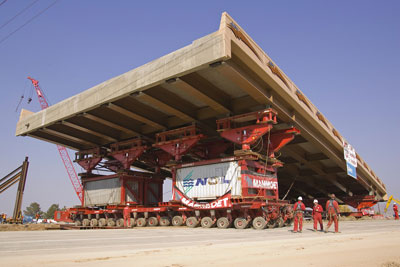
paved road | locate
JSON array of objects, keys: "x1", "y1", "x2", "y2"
[{"x1": 0, "y1": 220, "x2": 399, "y2": 266}]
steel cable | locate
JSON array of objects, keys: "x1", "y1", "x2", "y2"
[
  {"x1": 0, "y1": 0, "x2": 39, "y2": 31},
  {"x1": 0, "y1": 0, "x2": 59, "y2": 45}
]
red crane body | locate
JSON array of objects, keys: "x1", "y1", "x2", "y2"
[{"x1": 27, "y1": 77, "x2": 84, "y2": 205}]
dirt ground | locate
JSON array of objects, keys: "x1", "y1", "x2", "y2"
[
  {"x1": 0, "y1": 219, "x2": 399, "y2": 267},
  {"x1": 0, "y1": 223, "x2": 60, "y2": 231}
]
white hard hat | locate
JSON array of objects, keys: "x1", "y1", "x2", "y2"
[
  {"x1": 298, "y1": 196, "x2": 303, "y2": 201},
  {"x1": 313, "y1": 199, "x2": 318, "y2": 203}
]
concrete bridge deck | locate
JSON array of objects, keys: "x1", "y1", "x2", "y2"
[{"x1": 15, "y1": 12, "x2": 386, "y2": 203}]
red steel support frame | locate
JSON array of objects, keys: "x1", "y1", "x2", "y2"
[
  {"x1": 110, "y1": 138, "x2": 148, "y2": 170},
  {"x1": 153, "y1": 125, "x2": 205, "y2": 161},
  {"x1": 75, "y1": 147, "x2": 105, "y2": 173},
  {"x1": 266, "y1": 127, "x2": 301, "y2": 158},
  {"x1": 216, "y1": 109, "x2": 277, "y2": 150}
]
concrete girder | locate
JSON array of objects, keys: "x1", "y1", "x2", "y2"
[
  {"x1": 282, "y1": 145, "x2": 353, "y2": 197},
  {"x1": 177, "y1": 74, "x2": 231, "y2": 114},
  {"x1": 107, "y1": 103, "x2": 165, "y2": 130},
  {"x1": 61, "y1": 121, "x2": 117, "y2": 143},
  {"x1": 171, "y1": 78, "x2": 230, "y2": 114},
  {"x1": 83, "y1": 113, "x2": 140, "y2": 137},
  {"x1": 136, "y1": 92, "x2": 194, "y2": 123},
  {"x1": 29, "y1": 131, "x2": 84, "y2": 151},
  {"x1": 41, "y1": 128, "x2": 97, "y2": 147},
  {"x1": 305, "y1": 152, "x2": 329, "y2": 161}
]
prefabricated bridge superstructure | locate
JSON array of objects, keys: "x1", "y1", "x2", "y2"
[{"x1": 16, "y1": 13, "x2": 386, "y2": 229}]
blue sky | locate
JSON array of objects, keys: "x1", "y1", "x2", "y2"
[{"x1": 0, "y1": 0, "x2": 399, "y2": 215}]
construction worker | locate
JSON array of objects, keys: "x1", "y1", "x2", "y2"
[
  {"x1": 35, "y1": 213, "x2": 40, "y2": 223},
  {"x1": 393, "y1": 204, "x2": 399, "y2": 220},
  {"x1": 2, "y1": 213, "x2": 6, "y2": 223},
  {"x1": 0, "y1": 213, "x2": 3, "y2": 224},
  {"x1": 325, "y1": 194, "x2": 340, "y2": 233},
  {"x1": 312, "y1": 199, "x2": 324, "y2": 231},
  {"x1": 293, "y1": 196, "x2": 305, "y2": 233},
  {"x1": 123, "y1": 204, "x2": 131, "y2": 227}
]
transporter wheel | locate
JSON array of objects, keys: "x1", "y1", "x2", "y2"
[
  {"x1": 234, "y1": 217, "x2": 248, "y2": 229},
  {"x1": 252, "y1": 217, "x2": 266, "y2": 230},
  {"x1": 90, "y1": 218, "x2": 98, "y2": 227},
  {"x1": 277, "y1": 217, "x2": 284, "y2": 228},
  {"x1": 172, "y1": 216, "x2": 183, "y2": 226},
  {"x1": 160, "y1": 217, "x2": 170, "y2": 226},
  {"x1": 116, "y1": 218, "x2": 125, "y2": 227},
  {"x1": 82, "y1": 218, "x2": 90, "y2": 227},
  {"x1": 129, "y1": 218, "x2": 136, "y2": 227},
  {"x1": 267, "y1": 220, "x2": 277, "y2": 229},
  {"x1": 98, "y1": 218, "x2": 107, "y2": 227},
  {"x1": 285, "y1": 219, "x2": 293, "y2": 226},
  {"x1": 148, "y1": 217, "x2": 159, "y2": 227},
  {"x1": 136, "y1": 218, "x2": 147, "y2": 227},
  {"x1": 75, "y1": 220, "x2": 82, "y2": 226},
  {"x1": 186, "y1": 217, "x2": 198, "y2": 228},
  {"x1": 201, "y1": 217, "x2": 213, "y2": 228},
  {"x1": 217, "y1": 217, "x2": 230, "y2": 229},
  {"x1": 107, "y1": 218, "x2": 116, "y2": 227}
]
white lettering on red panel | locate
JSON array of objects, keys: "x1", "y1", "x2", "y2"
[{"x1": 252, "y1": 178, "x2": 278, "y2": 190}]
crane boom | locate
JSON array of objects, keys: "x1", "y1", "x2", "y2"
[{"x1": 27, "y1": 77, "x2": 83, "y2": 205}]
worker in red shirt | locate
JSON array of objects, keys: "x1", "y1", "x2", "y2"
[
  {"x1": 312, "y1": 199, "x2": 324, "y2": 231},
  {"x1": 325, "y1": 194, "x2": 340, "y2": 233},
  {"x1": 293, "y1": 196, "x2": 306, "y2": 233},
  {"x1": 393, "y1": 204, "x2": 399, "y2": 220},
  {"x1": 123, "y1": 205, "x2": 131, "y2": 227}
]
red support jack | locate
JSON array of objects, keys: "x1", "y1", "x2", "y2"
[
  {"x1": 110, "y1": 138, "x2": 148, "y2": 170},
  {"x1": 153, "y1": 125, "x2": 205, "y2": 161},
  {"x1": 216, "y1": 109, "x2": 277, "y2": 150},
  {"x1": 266, "y1": 127, "x2": 301, "y2": 158},
  {"x1": 74, "y1": 147, "x2": 105, "y2": 173}
]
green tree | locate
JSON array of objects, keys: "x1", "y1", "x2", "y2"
[
  {"x1": 23, "y1": 202, "x2": 43, "y2": 217},
  {"x1": 44, "y1": 204, "x2": 60, "y2": 219}
]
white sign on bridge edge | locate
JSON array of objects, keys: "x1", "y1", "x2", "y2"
[{"x1": 343, "y1": 140, "x2": 357, "y2": 178}]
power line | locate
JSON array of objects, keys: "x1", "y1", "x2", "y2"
[
  {"x1": 0, "y1": 0, "x2": 7, "y2": 7},
  {"x1": 0, "y1": 0, "x2": 39, "y2": 31},
  {"x1": 0, "y1": 0, "x2": 59, "y2": 46}
]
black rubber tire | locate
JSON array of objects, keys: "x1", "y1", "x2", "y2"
[
  {"x1": 82, "y1": 218, "x2": 90, "y2": 227},
  {"x1": 216, "y1": 217, "x2": 230, "y2": 229},
  {"x1": 90, "y1": 218, "x2": 98, "y2": 227},
  {"x1": 107, "y1": 218, "x2": 116, "y2": 227},
  {"x1": 75, "y1": 220, "x2": 82, "y2": 226},
  {"x1": 277, "y1": 217, "x2": 284, "y2": 228},
  {"x1": 159, "y1": 216, "x2": 170, "y2": 226},
  {"x1": 285, "y1": 219, "x2": 293, "y2": 226},
  {"x1": 201, "y1": 217, "x2": 213, "y2": 228},
  {"x1": 148, "y1": 217, "x2": 159, "y2": 227},
  {"x1": 136, "y1": 218, "x2": 147, "y2": 227},
  {"x1": 186, "y1": 217, "x2": 198, "y2": 228},
  {"x1": 252, "y1": 216, "x2": 266, "y2": 230},
  {"x1": 172, "y1": 216, "x2": 183, "y2": 226},
  {"x1": 98, "y1": 218, "x2": 106, "y2": 227},
  {"x1": 234, "y1": 217, "x2": 248, "y2": 229},
  {"x1": 267, "y1": 220, "x2": 277, "y2": 229},
  {"x1": 116, "y1": 218, "x2": 124, "y2": 227}
]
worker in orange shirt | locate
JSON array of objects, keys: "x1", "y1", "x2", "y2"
[
  {"x1": 393, "y1": 204, "x2": 399, "y2": 220},
  {"x1": 293, "y1": 196, "x2": 305, "y2": 233},
  {"x1": 325, "y1": 194, "x2": 340, "y2": 233},
  {"x1": 35, "y1": 213, "x2": 40, "y2": 223},
  {"x1": 312, "y1": 199, "x2": 324, "y2": 231},
  {"x1": 123, "y1": 205, "x2": 131, "y2": 227}
]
